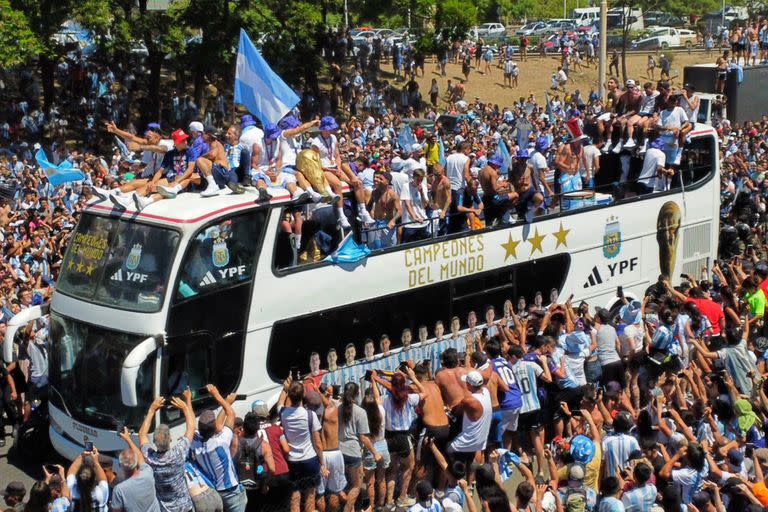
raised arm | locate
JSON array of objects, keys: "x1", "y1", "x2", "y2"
[
  {"x1": 172, "y1": 392, "x2": 195, "y2": 441},
  {"x1": 138, "y1": 397, "x2": 165, "y2": 447},
  {"x1": 208, "y1": 384, "x2": 236, "y2": 431},
  {"x1": 119, "y1": 427, "x2": 145, "y2": 466}
]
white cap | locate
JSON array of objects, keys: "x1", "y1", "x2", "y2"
[
  {"x1": 410, "y1": 142, "x2": 424, "y2": 153},
  {"x1": 626, "y1": 79, "x2": 636, "y2": 87},
  {"x1": 188, "y1": 121, "x2": 204, "y2": 133},
  {"x1": 461, "y1": 370, "x2": 484, "y2": 387},
  {"x1": 390, "y1": 157, "x2": 405, "y2": 172}
]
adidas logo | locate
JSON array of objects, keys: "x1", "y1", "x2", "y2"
[
  {"x1": 582, "y1": 266, "x2": 603, "y2": 288},
  {"x1": 199, "y1": 271, "x2": 216, "y2": 287},
  {"x1": 111, "y1": 269, "x2": 123, "y2": 282}
]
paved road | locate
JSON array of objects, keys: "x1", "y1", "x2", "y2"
[{"x1": 0, "y1": 425, "x2": 66, "y2": 490}]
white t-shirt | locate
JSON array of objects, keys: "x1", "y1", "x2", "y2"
[
  {"x1": 620, "y1": 323, "x2": 644, "y2": 356},
  {"x1": 280, "y1": 406, "x2": 321, "y2": 462},
  {"x1": 279, "y1": 132, "x2": 302, "y2": 167},
  {"x1": 141, "y1": 139, "x2": 173, "y2": 177},
  {"x1": 639, "y1": 91, "x2": 660, "y2": 115},
  {"x1": 445, "y1": 153, "x2": 470, "y2": 191},
  {"x1": 402, "y1": 181, "x2": 428, "y2": 229},
  {"x1": 311, "y1": 134, "x2": 338, "y2": 168},
  {"x1": 239, "y1": 126, "x2": 264, "y2": 159},
  {"x1": 671, "y1": 464, "x2": 709, "y2": 504},
  {"x1": 530, "y1": 151, "x2": 550, "y2": 188},
  {"x1": 658, "y1": 107, "x2": 689, "y2": 131},
  {"x1": 580, "y1": 145, "x2": 601, "y2": 180},
  {"x1": 638, "y1": 148, "x2": 666, "y2": 188}
]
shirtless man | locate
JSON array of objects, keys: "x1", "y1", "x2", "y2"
[
  {"x1": 554, "y1": 137, "x2": 582, "y2": 201},
  {"x1": 430, "y1": 164, "x2": 452, "y2": 236},
  {"x1": 200, "y1": 131, "x2": 244, "y2": 194},
  {"x1": 606, "y1": 79, "x2": 642, "y2": 153},
  {"x1": 318, "y1": 384, "x2": 345, "y2": 512},
  {"x1": 479, "y1": 154, "x2": 518, "y2": 227},
  {"x1": 510, "y1": 151, "x2": 544, "y2": 221},
  {"x1": 434, "y1": 348, "x2": 469, "y2": 413},
  {"x1": 598, "y1": 77, "x2": 624, "y2": 151},
  {"x1": 367, "y1": 171, "x2": 401, "y2": 249}
]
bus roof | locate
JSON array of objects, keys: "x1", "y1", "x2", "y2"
[{"x1": 86, "y1": 183, "x2": 351, "y2": 226}]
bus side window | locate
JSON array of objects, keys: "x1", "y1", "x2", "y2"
[
  {"x1": 161, "y1": 334, "x2": 213, "y2": 423},
  {"x1": 174, "y1": 211, "x2": 266, "y2": 302}
]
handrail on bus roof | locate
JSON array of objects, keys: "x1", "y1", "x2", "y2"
[{"x1": 3, "y1": 303, "x2": 48, "y2": 363}]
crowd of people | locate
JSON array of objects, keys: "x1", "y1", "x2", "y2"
[{"x1": 4, "y1": 18, "x2": 768, "y2": 512}]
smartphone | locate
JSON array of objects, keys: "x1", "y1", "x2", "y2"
[
  {"x1": 617, "y1": 286, "x2": 623, "y2": 297},
  {"x1": 234, "y1": 394, "x2": 247, "y2": 401},
  {"x1": 115, "y1": 421, "x2": 124, "y2": 434},
  {"x1": 571, "y1": 410, "x2": 583, "y2": 417},
  {"x1": 84, "y1": 441, "x2": 94, "y2": 452},
  {"x1": 45, "y1": 464, "x2": 58, "y2": 473},
  {"x1": 651, "y1": 388, "x2": 663, "y2": 397}
]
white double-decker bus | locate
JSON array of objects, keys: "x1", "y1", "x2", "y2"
[{"x1": 5, "y1": 125, "x2": 719, "y2": 460}]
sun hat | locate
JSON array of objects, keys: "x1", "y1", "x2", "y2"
[
  {"x1": 488, "y1": 153, "x2": 505, "y2": 168},
  {"x1": 569, "y1": 435, "x2": 596, "y2": 464},
  {"x1": 241, "y1": 115, "x2": 256, "y2": 128},
  {"x1": 188, "y1": 121, "x2": 204, "y2": 133},
  {"x1": 319, "y1": 116, "x2": 339, "y2": 131},
  {"x1": 264, "y1": 123, "x2": 281, "y2": 141},
  {"x1": 279, "y1": 115, "x2": 301, "y2": 130}
]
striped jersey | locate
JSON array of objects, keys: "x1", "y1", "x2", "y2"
[
  {"x1": 383, "y1": 392, "x2": 420, "y2": 431},
  {"x1": 601, "y1": 433, "x2": 640, "y2": 478},
  {"x1": 491, "y1": 357, "x2": 522, "y2": 410},
  {"x1": 620, "y1": 483, "x2": 657, "y2": 512},
  {"x1": 408, "y1": 499, "x2": 444, "y2": 512},
  {"x1": 511, "y1": 360, "x2": 543, "y2": 413},
  {"x1": 189, "y1": 426, "x2": 239, "y2": 491}
]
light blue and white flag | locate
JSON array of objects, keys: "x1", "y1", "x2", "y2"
[
  {"x1": 35, "y1": 150, "x2": 86, "y2": 187},
  {"x1": 234, "y1": 29, "x2": 300, "y2": 126},
  {"x1": 496, "y1": 140, "x2": 512, "y2": 173},
  {"x1": 397, "y1": 124, "x2": 416, "y2": 151},
  {"x1": 438, "y1": 137, "x2": 446, "y2": 167}
]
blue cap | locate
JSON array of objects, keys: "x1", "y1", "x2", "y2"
[
  {"x1": 535, "y1": 136, "x2": 550, "y2": 152},
  {"x1": 488, "y1": 153, "x2": 505, "y2": 168},
  {"x1": 570, "y1": 435, "x2": 596, "y2": 464},
  {"x1": 264, "y1": 123, "x2": 281, "y2": 141},
  {"x1": 241, "y1": 115, "x2": 256, "y2": 128},
  {"x1": 146, "y1": 122, "x2": 161, "y2": 132},
  {"x1": 569, "y1": 108, "x2": 581, "y2": 118},
  {"x1": 515, "y1": 148, "x2": 530, "y2": 159}
]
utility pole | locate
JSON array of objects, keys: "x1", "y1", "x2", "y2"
[
  {"x1": 599, "y1": 0, "x2": 607, "y2": 98},
  {"x1": 344, "y1": 0, "x2": 349, "y2": 28}
]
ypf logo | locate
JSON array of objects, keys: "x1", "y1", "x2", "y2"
[{"x1": 603, "y1": 215, "x2": 621, "y2": 259}]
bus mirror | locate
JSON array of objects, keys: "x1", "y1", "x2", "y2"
[
  {"x1": 120, "y1": 334, "x2": 164, "y2": 407},
  {"x1": 3, "y1": 303, "x2": 48, "y2": 364}
]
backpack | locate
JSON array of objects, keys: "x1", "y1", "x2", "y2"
[
  {"x1": 237, "y1": 437, "x2": 267, "y2": 492},
  {"x1": 563, "y1": 486, "x2": 587, "y2": 512}
]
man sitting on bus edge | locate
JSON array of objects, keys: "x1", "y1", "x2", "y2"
[{"x1": 479, "y1": 154, "x2": 518, "y2": 227}]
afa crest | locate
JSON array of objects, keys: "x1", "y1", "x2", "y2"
[
  {"x1": 603, "y1": 216, "x2": 621, "y2": 259},
  {"x1": 126, "y1": 244, "x2": 142, "y2": 270},
  {"x1": 212, "y1": 240, "x2": 230, "y2": 268}
]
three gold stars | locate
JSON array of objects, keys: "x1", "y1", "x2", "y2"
[{"x1": 498, "y1": 223, "x2": 571, "y2": 259}]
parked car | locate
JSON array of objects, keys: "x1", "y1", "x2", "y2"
[
  {"x1": 515, "y1": 21, "x2": 549, "y2": 36},
  {"x1": 631, "y1": 26, "x2": 697, "y2": 49},
  {"x1": 703, "y1": 6, "x2": 748, "y2": 22},
  {"x1": 477, "y1": 23, "x2": 507, "y2": 37},
  {"x1": 545, "y1": 19, "x2": 578, "y2": 34},
  {"x1": 373, "y1": 28, "x2": 398, "y2": 38}
]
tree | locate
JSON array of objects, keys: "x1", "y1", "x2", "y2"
[
  {"x1": 435, "y1": 0, "x2": 477, "y2": 37},
  {"x1": 0, "y1": 0, "x2": 42, "y2": 68}
]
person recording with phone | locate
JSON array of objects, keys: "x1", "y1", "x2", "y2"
[{"x1": 66, "y1": 444, "x2": 110, "y2": 512}]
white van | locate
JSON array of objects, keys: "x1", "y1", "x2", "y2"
[{"x1": 572, "y1": 7, "x2": 600, "y2": 26}]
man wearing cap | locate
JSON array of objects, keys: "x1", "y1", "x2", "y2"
[
  {"x1": 447, "y1": 370, "x2": 492, "y2": 471},
  {"x1": 530, "y1": 137, "x2": 554, "y2": 212},
  {"x1": 106, "y1": 122, "x2": 172, "y2": 180},
  {"x1": 1, "y1": 481, "x2": 26, "y2": 511},
  {"x1": 311, "y1": 116, "x2": 374, "y2": 228},
  {"x1": 479, "y1": 153, "x2": 518, "y2": 227},
  {"x1": 555, "y1": 463, "x2": 597, "y2": 511},
  {"x1": 189, "y1": 384, "x2": 246, "y2": 512}
]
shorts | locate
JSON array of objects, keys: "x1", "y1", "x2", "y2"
[
  {"x1": 342, "y1": 454, "x2": 362, "y2": 468},
  {"x1": 500, "y1": 408, "x2": 520, "y2": 431},
  {"x1": 363, "y1": 439, "x2": 391, "y2": 471},
  {"x1": 504, "y1": 72, "x2": 512, "y2": 78},
  {"x1": 385, "y1": 430, "x2": 412, "y2": 457},
  {"x1": 518, "y1": 410, "x2": 543, "y2": 431},
  {"x1": 597, "y1": 112, "x2": 613, "y2": 123},
  {"x1": 317, "y1": 450, "x2": 347, "y2": 496},
  {"x1": 282, "y1": 165, "x2": 297, "y2": 175},
  {"x1": 287, "y1": 456, "x2": 321, "y2": 491},
  {"x1": 253, "y1": 170, "x2": 296, "y2": 188},
  {"x1": 425, "y1": 424, "x2": 451, "y2": 452}
]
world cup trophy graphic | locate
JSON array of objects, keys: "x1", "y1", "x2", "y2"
[{"x1": 656, "y1": 201, "x2": 681, "y2": 278}]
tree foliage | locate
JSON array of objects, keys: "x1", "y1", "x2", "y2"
[{"x1": 0, "y1": 0, "x2": 43, "y2": 68}]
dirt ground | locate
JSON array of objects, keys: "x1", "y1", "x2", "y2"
[{"x1": 392, "y1": 49, "x2": 719, "y2": 108}]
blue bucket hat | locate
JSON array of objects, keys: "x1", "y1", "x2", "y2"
[
  {"x1": 279, "y1": 115, "x2": 301, "y2": 130},
  {"x1": 319, "y1": 116, "x2": 339, "y2": 132},
  {"x1": 488, "y1": 153, "x2": 505, "y2": 168},
  {"x1": 515, "y1": 148, "x2": 530, "y2": 159},
  {"x1": 570, "y1": 435, "x2": 596, "y2": 464},
  {"x1": 620, "y1": 300, "x2": 643, "y2": 325},
  {"x1": 535, "y1": 136, "x2": 550, "y2": 152},
  {"x1": 569, "y1": 108, "x2": 582, "y2": 118},
  {"x1": 264, "y1": 123, "x2": 281, "y2": 141},
  {"x1": 146, "y1": 122, "x2": 161, "y2": 132},
  {"x1": 241, "y1": 115, "x2": 256, "y2": 128}
]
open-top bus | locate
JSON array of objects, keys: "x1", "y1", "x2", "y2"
[{"x1": 5, "y1": 124, "x2": 719, "y2": 460}]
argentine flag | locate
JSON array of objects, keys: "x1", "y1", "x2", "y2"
[
  {"x1": 234, "y1": 29, "x2": 300, "y2": 126},
  {"x1": 35, "y1": 150, "x2": 86, "y2": 187}
]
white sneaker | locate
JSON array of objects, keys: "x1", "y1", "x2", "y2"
[
  {"x1": 338, "y1": 215, "x2": 351, "y2": 229},
  {"x1": 157, "y1": 185, "x2": 177, "y2": 199},
  {"x1": 639, "y1": 139, "x2": 649, "y2": 154},
  {"x1": 624, "y1": 138, "x2": 636, "y2": 149},
  {"x1": 133, "y1": 194, "x2": 153, "y2": 211},
  {"x1": 359, "y1": 210, "x2": 375, "y2": 225},
  {"x1": 602, "y1": 141, "x2": 613, "y2": 153},
  {"x1": 612, "y1": 140, "x2": 624, "y2": 154},
  {"x1": 109, "y1": 194, "x2": 130, "y2": 210},
  {"x1": 200, "y1": 183, "x2": 221, "y2": 197}
]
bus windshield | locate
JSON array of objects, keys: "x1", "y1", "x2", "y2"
[
  {"x1": 48, "y1": 312, "x2": 156, "y2": 430},
  {"x1": 57, "y1": 213, "x2": 180, "y2": 312}
]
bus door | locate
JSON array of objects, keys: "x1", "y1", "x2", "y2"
[{"x1": 161, "y1": 210, "x2": 267, "y2": 418}]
